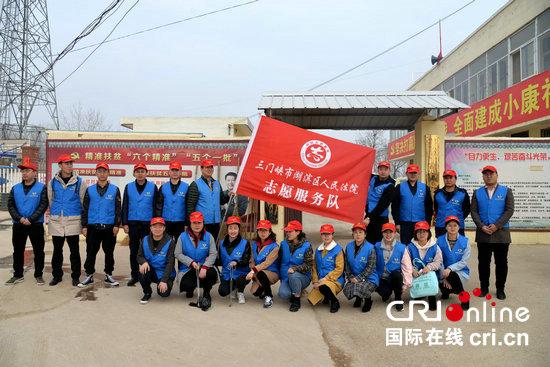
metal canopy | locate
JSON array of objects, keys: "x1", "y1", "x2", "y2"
[{"x1": 258, "y1": 91, "x2": 468, "y2": 130}]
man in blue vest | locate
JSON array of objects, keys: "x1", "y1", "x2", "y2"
[
  {"x1": 6, "y1": 157, "x2": 48, "y2": 285},
  {"x1": 79, "y1": 162, "x2": 121, "y2": 287},
  {"x1": 433, "y1": 169, "x2": 471, "y2": 237},
  {"x1": 186, "y1": 159, "x2": 229, "y2": 242},
  {"x1": 391, "y1": 163, "x2": 433, "y2": 245},
  {"x1": 122, "y1": 162, "x2": 161, "y2": 286},
  {"x1": 364, "y1": 161, "x2": 396, "y2": 244},
  {"x1": 137, "y1": 217, "x2": 176, "y2": 304},
  {"x1": 470, "y1": 165, "x2": 514, "y2": 300},
  {"x1": 47, "y1": 154, "x2": 87, "y2": 286},
  {"x1": 158, "y1": 161, "x2": 189, "y2": 239}
]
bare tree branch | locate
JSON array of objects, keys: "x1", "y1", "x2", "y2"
[{"x1": 60, "y1": 102, "x2": 109, "y2": 131}]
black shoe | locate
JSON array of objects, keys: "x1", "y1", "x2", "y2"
[
  {"x1": 478, "y1": 288, "x2": 489, "y2": 297},
  {"x1": 396, "y1": 302, "x2": 404, "y2": 312},
  {"x1": 496, "y1": 290, "x2": 506, "y2": 300},
  {"x1": 140, "y1": 294, "x2": 151, "y2": 304},
  {"x1": 428, "y1": 296, "x2": 437, "y2": 311},
  {"x1": 72, "y1": 278, "x2": 80, "y2": 287},
  {"x1": 49, "y1": 278, "x2": 61, "y2": 286},
  {"x1": 289, "y1": 296, "x2": 301, "y2": 312},
  {"x1": 353, "y1": 297, "x2": 362, "y2": 308},
  {"x1": 185, "y1": 291, "x2": 194, "y2": 298},
  {"x1": 329, "y1": 299, "x2": 340, "y2": 313},
  {"x1": 322, "y1": 297, "x2": 330, "y2": 305},
  {"x1": 362, "y1": 298, "x2": 373, "y2": 313},
  {"x1": 199, "y1": 294, "x2": 212, "y2": 311},
  {"x1": 461, "y1": 301, "x2": 470, "y2": 310},
  {"x1": 127, "y1": 278, "x2": 138, "y2": 287},
  {"x1": 441, "y1": 292, "x2": 450, "y2": 300}
]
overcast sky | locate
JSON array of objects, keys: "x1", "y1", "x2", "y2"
[{"x1": 28, "y1": 0, "x2": 509, "y2": 140}]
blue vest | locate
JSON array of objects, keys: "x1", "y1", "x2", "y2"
[
  {"x1": 12, "y1": 181, "x2": 45, "y2": 223},
  {"x1": 436, "y1": 235, "x2": 470, "y2": 276},
  {"x1": 142, "y1": 235, "x2": 176, "y2": 280},
  {"x1": 407, "y1": 244, "x2": 437, "y2": 270},
  {"x1": 178, "y1": 231, "x2": 211, "y2": 273},
  {"x1": 345, "y1": 241, "x2": 379, "y2": 286},
  {"x1": 374, "y1": 241, "x2": 406, "y2": 277},
  {"x1": 434, "y1": 189, "x2": 466, "y2": 228},
  {"x1": 399, "y1": 182, "x2": 427, "y2": 222},
  {"x1": 195, "y1": 178, "x2": 221, "y2": 224},
  {"x1": 220, "y1": 238, "x2": 250, "y2": 281},
  {"x1": 50, "y1": 177, "x2": 82, "y2": 216},
  {"x1": 280, "y1": 240, "x2": 311, "y2": 282},
  {"x1": 251, "y1": 241, "x2": 279, "y2": 275},
  {"x1": 87, "y1": 183, "x2": 117, "y2": 225},
  {"x1": 367, "y1": 176, "x2": 393, "y2": 217},
  {"x1": 475, "y1": 185, "x2": 509, "y2": 228},
  {"x1": 315, "y1": 244, "x2": 345, "y2": 286},
  {"x1": 127, "y1": 181, "x2": 155, "y2": 222},
  {"x1": 161, "y1": 181, "x2": 188, "y2": 222}
]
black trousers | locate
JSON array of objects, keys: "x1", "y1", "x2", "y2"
[
  {"x1": 435, "y1": 227, "x2": 466, "y2": 238},
  {"x1": 12, "y1": 223, "x2": 45, "y2": 278},
  {"x1": 165, "y1": 221, "x2": 186, "y2": 241},
  {"x1": 440, "y1": 270, "x2": 464, "y2": 295},
  {"x1": 376, "y1": 270, "x2": 403, "y2": 300},
  {"x1": 138, "y1": 269, "x2": 173, "y2": 297},
  {"x1": 477, "y1": 243, "x2": 510, "y2": 291},
  {"x1": 366, "y1": 216, "x2": 389, "y2": 244},
  {"x1": 398, "y1": 221, "x2": 415, "y2": 245},
  {"x1": 218, "y1": 276, "x2": 249, "y2": 296},
  {"x1": 205, "y1": 223, "x2": 220, "y2": 242},
  {"x1": 253, "y1": 270, "x2": 274, "y2": 298},
  {"x1": 84, "y1": 225, "x2": 116, "y2": 275},
  {"x1": 128, "y1": 221, "x2": 150, "y2": 280},
  {"x1": 179, "y1": 267, "x2": 218, "y2": 294},
  {"x1": 51, "y1": 235, "x2": 81, "y2": 280}
]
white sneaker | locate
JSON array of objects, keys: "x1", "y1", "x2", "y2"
[
  {"x1": 104, "y1": 274, "x2": 119, "y2": 286},
  {"x1": 263, "y1": 295, "x2": 273, "y2": 308},
  {"x1": 237, "y1": 292, "x2": 246, "y2": 304},
  {"x1": 78, "y1": 274, "x2": 93, "y2": 288}
]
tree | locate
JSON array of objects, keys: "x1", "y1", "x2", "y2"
[
  {"x1": 355, "y1": 130, "x2": 388, "y2": 167},
  {"x1": 60, "y1": 103, "x2": 109, "y2": 131}
]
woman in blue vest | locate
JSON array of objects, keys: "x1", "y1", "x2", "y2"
[
  {"x1": 175, "y1": 211, "x2": 218, "y2": 311},
  {"x1": 343, "y1": 222, "x2": 378, "y2": 313},
  {"x1": 437, "y1": 216, "x2": 471, "y2": 310},
  {"x1": 402, "y1": 221, "x2": 442, "y2": 311},
  {"x1": 218, "y1": 216, "x2": 250, "y2": 304},
  {"x1": 308, "y1": 224, "x2": 345, "y2": 313},
  {"x1": 136, "y1": 217, "x2": 176, "y2": 304},
  {"x1": 278, "y1": 220, "x2": 312, "y2": 312},
  {"x1": 246, "y1": 219, "x2": 280, "y2": 309},
  {"x1": 159, "y1": 161, "x2": 189, "y2": 240},
  {"x1": 375, "y1": 223, "x2": 407, "y2": 311}
]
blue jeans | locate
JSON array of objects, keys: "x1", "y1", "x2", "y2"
[{"x1": 278, "y1": 271, "x2": 311, "y2": 299}]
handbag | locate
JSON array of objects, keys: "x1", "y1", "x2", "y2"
[{"x1": 410, "y1": 258, "x2": 439, "y2": 298}]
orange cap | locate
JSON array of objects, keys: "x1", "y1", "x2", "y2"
[
  {"x1": 133, "y1": 162, "x2": 148, "y2": 172},
  {"x1": 284, "y1": 220, "x2": 303, "y2": 231},
  {"x1": 96, "y1": 162, "x2": 109, "y2": 170},
  {"x1": 150, "y1": 217, "x2": 165, "y2": 225},
  {"x1": 406, "y1": 164, "x2": 420, "y2": 173},
  {"x1": 445, "y1": 215, "x2": 460, "y2": 225},
  {"x1": 189, "y1": 211, "x2": 204, "y2": 223},
  {"x1": 256, "y1": 219, "x2": 272, "y2": 230},
  {"x1": 57, "y1": 154, "x2": 74, "y2": 163},
  {"x1": 226, "y1": 216, "x2": 241, "y2": 226},
  {"x1": 320, "y1": 224, "x2": 335, "y2": 234},
  {"x1": 414, "y1": 221, "x2": 430, "y2": 231},
  {"x1": 482, "y1": 165, "x2": 497, "y2": 173},
  {"x1": 352, "y1": 222, "x2": 367, "y2": 231},
  {"x1": 17, "y1": 157, "x2": 37, "y2": 171},
  {"x1": 378, "y1": 161, "x2": 391, "y2": 168},
  {"x1": 169, "y1": 161, "x2": 182, "y2": 170},
  {"x1": 200, "y1": 159, "x2": 214, "y2": 167},
  {"x1": 381, "y1": 222, "x2": 396, "y2": 233},
  {"x1": 443, "y1": 169, "x2": 457, "y2": 177}
]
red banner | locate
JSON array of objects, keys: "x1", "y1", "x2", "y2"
[
  {"x1": 235, "y1": 116, "x2": 376, "y2": 224},
  {"x1": 444, "y1": 70, "x2": 550, "y2": 137},
  {"x1": 388, "y1": 131, "x2": 415, "y2": 160}
]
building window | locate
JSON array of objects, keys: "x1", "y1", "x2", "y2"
[
  {"x1": 541, "y1": 127, "x2": 550, "y2": 138},
  {"x1": 512, "y1": 50, "x2": 521, "y2": 84},
  {"x1": 497, "y1": 58, "x2": 508, "y2": 91},
  {"x1": 510, "y1": 131, "x2": 529, "y2": 137},
  {"x1": 521, "y1": 42, "x2": 534, "y2": 79},
  {"x1": 539, "y1": 31, "x2": 550, "y2": 71}
]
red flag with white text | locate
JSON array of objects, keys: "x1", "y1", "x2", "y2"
[{"x1": 235, "y1": 116, "x2": 376, "y2": 224}]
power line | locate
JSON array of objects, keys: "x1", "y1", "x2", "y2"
[
  {"x1": 56, "y1": 0, "x2": 140, "y2": 87},
  {"x1": 308, "y1": 0, "x2": 477, "y2": 91},
  {"x1": 57, "y1": 0, "x2": 260, "y2": 55}
]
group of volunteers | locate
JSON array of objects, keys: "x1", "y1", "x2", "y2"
[{"x1": 6, "y1": 155, "x2": 514, "y2": 313}]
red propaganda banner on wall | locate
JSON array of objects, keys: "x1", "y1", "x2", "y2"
[
  {"x1": 388, "y1": 131, "x2": 415, "y2": 160},
  {"x1": 235, "y1": 116, "x2": 376, "y2": 224},
  {"x1": 444, "y1": 70, "x2": 550, "y2": 137}
]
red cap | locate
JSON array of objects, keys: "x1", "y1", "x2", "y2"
[
  {"x1": 96, "y1": 162, "x2": 109, "y2": 170},
  {"x1": 57, "y1": 154, "x2": 74, "y2": 163},
  {"x1": 443, "y1": 169, "x2": 457, "y2": 177},
  {"x1": 284, "y1": 220, "x2": 303, "y2": 231},
  {"x1": 169, "y1": 161, "x2": 182, "y2": 170},
  {"x1": 200, "y1": 159, "x2": 214, "y2": 167},
  {"x1": 378, "y1": 161, "x2": 391, "y2": 168},
  {"x1": 256, "y1": 219, "x2": 272, "y2": 230},
  {"x1": 226, "y1": 216, "x2": 241, "y2": 226},
  {"x1": 381, "y1": 222, "x2": 396, "y2": 233},
  {"x1": 17, "y1": 157, "x2": 37, "y2": 171},
  {"x1": 133, "y1": 162, "x2": 148, "y2": 172},
  {"x1": 352, "y1": 222, "x2": 366, "y2": 231},
  {"x1": 150, "y1": 217, "x2": 165, "y2": 226},
  {"x1": 189, "y1": 211, "x2": 204, "y2": 223},
  {"x1": 406, "y1": 164, "x2": 420, "y2": 173},
  {"x1": 320, "y1": 224, "x2": 335, "y2": 234},
  {"x1": 414, "y1": 221, "x2": 430, "y2": 231},
  {"x1": 482, "y1": 165, "x2": 497, "y2": 173},
  {"x1": 445, "y1": 215, "x2": 460, "y2": 225}
]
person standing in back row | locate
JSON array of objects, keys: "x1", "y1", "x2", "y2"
[
  {"x1": 364, "y1": 161, "x2": 395, "y2": 245},
  {"x1": 433, "y1": 169, "x2": 470, "y2": 237},
  {"x1": 158, "y1": 161, "x2": 189, "y2": 240}
]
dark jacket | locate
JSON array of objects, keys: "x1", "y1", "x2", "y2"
[
  {"x1": 185, "y1": 176, "x2": 229, "y2": 219},
  {"x1": 8, "y1": 180, "x2": 48, "y2": 223},
  {"x1": 121, "y1": 179, "x2": 161, "y2": 225},
  {"x1": 81, "y1": 182, "x2": 122, "y2": 227},
  {"x1": 433, "y1": 186, "x2": 471, "y2": 227},
  {"x1": 364, "y1": 175, "x2": 395, "y2": 219},
  {"x1": 137, "y1": 233, "x2": 176, "y2": 282},
  {"x1": 221, "y1": 234, "x2": 251, "y2": 268},
  {"x1": 471, "y1": 185, "x2": 514, "y2": 244}
]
